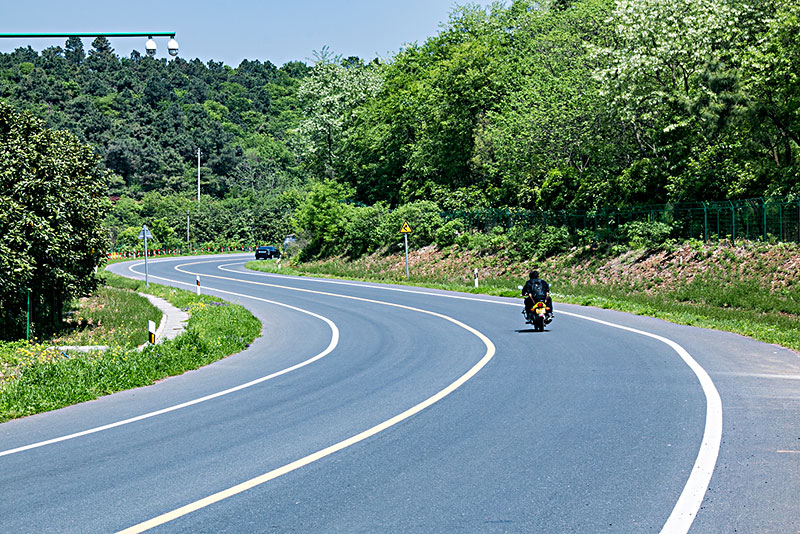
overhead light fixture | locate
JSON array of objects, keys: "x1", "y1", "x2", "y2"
[{"x1": 167, "y1": 38, "x2": 179, "y2": 56}]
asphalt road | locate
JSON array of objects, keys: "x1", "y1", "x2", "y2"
[{"x1": 0, "y1": 254, "x2": 797, "y2": 533}]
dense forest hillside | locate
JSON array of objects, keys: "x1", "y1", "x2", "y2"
[
  {"x1": 0, "y1": 36, "x2": 309, "y2": 199},
  {"x1": 1, "y1": 0, "x2": 799, "y2": 248},
  {"x1": 297, "y1": 0, "x2": 799, "y2": 210}
]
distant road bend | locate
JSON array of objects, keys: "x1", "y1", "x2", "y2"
[{"x1": 0, "y1": 254, "x2": 797, "y2": 533}]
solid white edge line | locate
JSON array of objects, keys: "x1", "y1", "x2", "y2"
[
  {"x1": 218, "y1": 261, "x2": 722, "y2": 534},
  {"x1": 554, "y1": 311, "x2": 722, "y2": 534},
  {"x1": 116, "y1": 260, "x2": 497, "y2": 532},
  {"x1": 0, "y1": 269, "x2": 340, "y2": 458}
]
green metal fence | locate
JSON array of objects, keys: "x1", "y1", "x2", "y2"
[{"x1": 442, "y1": 196, "x2": 800, "y2": 243}]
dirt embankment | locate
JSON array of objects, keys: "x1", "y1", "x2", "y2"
[{"x1": 547, "y1": 241, "x2": 800, "y2": 295}]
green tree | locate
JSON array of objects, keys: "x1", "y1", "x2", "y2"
[
  {"x1": 0, "y1": 102, "x2": 109, "y2": 339},
  {"x1": 296, "y1": 57, "x2": 383, "y2": 180},
  {"x1": 402, "y1": 5, "x2": 509, "y2": 195},
  {"x1": 292, "y1": 180, "x2": 356, "y2": 257},
  {"x1": 477, "y1": 0, "x2": 621, "y2": 209},
  {"x1": 64, "y1": 36, "x2": 85, "y2": 65},
  {"x1": 592, "y1": 0, "x2": 778, "y2": 201},
  {"x1": 738, "y1": 0, "x2": 800, "y2": 194}
]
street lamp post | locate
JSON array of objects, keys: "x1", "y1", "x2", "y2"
[{"x1": 0, "y1": 32, "x2": 179, "y2": 57}]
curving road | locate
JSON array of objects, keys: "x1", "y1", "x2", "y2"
[{"x1": 0, "y1": 254, "x2": 798, "y2": 533}]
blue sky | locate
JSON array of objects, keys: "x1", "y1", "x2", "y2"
[{"x1": 0, "y1": 0, "x2": 494, "y2": 67}]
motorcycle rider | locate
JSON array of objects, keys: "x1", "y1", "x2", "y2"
[{"x1": 521, "y1": 270, "x2": 554, "y2": 322}]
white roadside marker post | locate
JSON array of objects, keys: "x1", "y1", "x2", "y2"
[{"x1": 138, "y1": 225, "x2": 153, "y2": 287}]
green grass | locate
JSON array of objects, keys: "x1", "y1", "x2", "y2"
[
  {"x1": 0, "y1": 271, "x2": 262, "y2": 423},
  {"x1": 49, "y1": 285, "x2": 161, "y2": 349},
  {"x1": 246, "y1": 259, "x2": 302, "y2": 276}
]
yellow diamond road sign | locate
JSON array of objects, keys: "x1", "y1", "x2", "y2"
[{"x1": 400, "y1": 221, "x2": 412, "y2": 233}]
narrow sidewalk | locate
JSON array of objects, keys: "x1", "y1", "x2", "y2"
[{"x1": 139, "y1": 293, "x2": 189, "y2": 344}]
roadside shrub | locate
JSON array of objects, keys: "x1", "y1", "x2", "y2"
[
  {"x1": 575, "y1": 229, "x2": 595, "y2": 247},
  {"x1": 509, "y1": 225, "x2": 571, "y2": 260},
  {"x1": 435, "y1": 219, "x2": 465, "y2": 249},
  {"x1": 293, "y1": 180, "x2": 356, "y2": 258},
  {"x1": 345, "y1": 203, "x2": 389, "y2": 257},
  {"x1": 456, "y1": 226, "x2": 509, "y2": 255},
  {"x1": 536, "y1": 225, "x2": 571, "y2": 258},
  {"x1": 148, "y1": 218, "x2": 182, "y2": 249},
  {"x1": 508, "y1": 226, "x2": 538, "y2": 260},
  {"x1": 620, "y1": 220, "x2": 673, "y2": 249}
]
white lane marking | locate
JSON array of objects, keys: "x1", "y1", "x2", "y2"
[
  {"x1": 116, "y1": 257, "x2": 717, "y2": 533},
  {"x1": 547, "y1": 311, "x2": 722, "y2": 534},
  {"x1": 717, "y1": 372, "x2": 800, "y2": 380},
  {"x1": 218, "y1": 261, "x2": 515, "y2": 303},
  {"x1": 218, "y1": 261, "x2": 722, "y2": 534},
  {"x1": 0, "y1": 282, "x2": 340, "y2": 458},
  {"x1": 117, "y1": 262, "x2": 497, "y2": 532}
]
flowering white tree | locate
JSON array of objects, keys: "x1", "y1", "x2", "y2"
[
  {"x1": 296, "y1": 56, "x2": 383, "y2": 180},
  {"x1": 591, "y1": 0, "x2": 781, "y2": 199},
  {"x1": 738, "y1": 0, "x2": 800, "y2": 172},
  {"x1": 595, "y1": 0, "x2": 758, "y2": 143}
]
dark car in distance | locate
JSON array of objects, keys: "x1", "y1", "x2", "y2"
[{"x1": 255, "y1": 245, "x2": 280, "y2": 260}]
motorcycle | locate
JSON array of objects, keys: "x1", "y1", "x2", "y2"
[{"x1": 518, "y1": 286, "x2": 552, "y2": 332}]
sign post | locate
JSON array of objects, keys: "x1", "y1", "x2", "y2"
[
  {"x1": 400, "y1": 221, "x2": 412, "y2": 279},
  {"x1": 138, "y1": 225, "x2": 153, "y2": 287}
]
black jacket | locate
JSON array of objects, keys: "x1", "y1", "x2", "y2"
[{"x1": 522, "y1": 278, "x2": 549, "y2": 299}]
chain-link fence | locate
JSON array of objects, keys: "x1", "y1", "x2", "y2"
[{"x1": 442, "y1": 196, "x2": 800, "y2": 243}]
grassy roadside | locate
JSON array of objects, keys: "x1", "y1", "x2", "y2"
[
  {"x1": 48, "y1": 284, "x2": 162, "y2": 349},
  {"x1": 0, "y1": 270, "x2": 261, "y2": 423},
  {"x1": 246, "y1": 240, "x2": 800, "y2": 354}
]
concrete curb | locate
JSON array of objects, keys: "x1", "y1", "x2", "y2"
[
  {"x1": 55, "y1": 345, "x2": 109, "y2": 353},
  {"x1": 138, "y1": 293, "x2": 189, "y2": 346}
]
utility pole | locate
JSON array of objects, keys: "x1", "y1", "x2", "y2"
[
  {"x1": 197, "y1": 148, "x2": 201, "y2": 202},
  {"x1": 186, "y1": 210, "x2": 190, "y2": 243}
]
